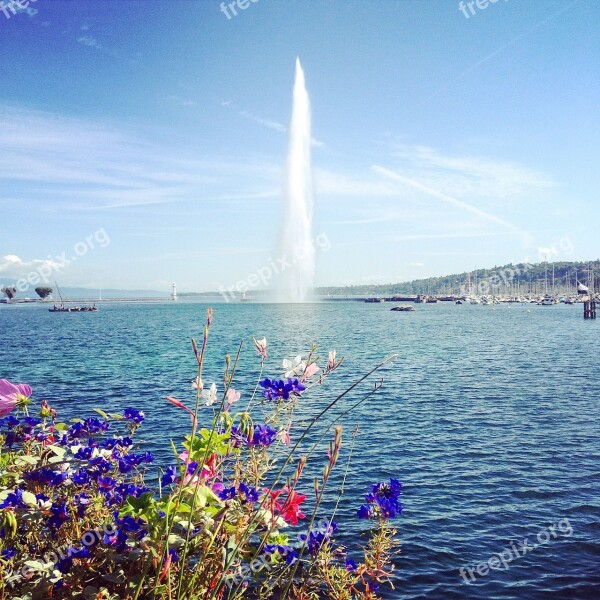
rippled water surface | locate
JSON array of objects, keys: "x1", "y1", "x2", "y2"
[{"x1": 1, "y1": 301, "x2": 599, "y2": 598}]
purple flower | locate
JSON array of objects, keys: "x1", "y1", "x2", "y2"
[
  {"x1": 161, "y1": 465, "x2": 179, "y2": 488},
  {"x1": 23, "y1": 416, "x2": 41, "y2": 428},
  {"x1": 123, "y1": 408, "x2": 145, "y2": 423},
  {"x1": 97, "y1": 476, "x2": 116, "y2": 491},
  {"x1": 345, "y1": 557, "x2": 357, "y2": 571},
  {"x1": 75, "y1": 446, "x2": 94, "y2": 460},
  {"x1": 218, "y1": 486, "x2": 237, "y2": 500},
  {"x1": 48, "y1": 502, "x2": 70, "y2": 528},
  {"x1": 2, "y1": 415, "x2": 20, "y2": 429},
  {"x1": 103, "y1": 528, "x2": 128, "y2": 551},
  {"x1": 114, "y1": 514, "x2": 146, "y2": 532},
  {"x1": 100, "y1": 438, "x2": 120, "y2": 450},
  {"x1": 71, "y1": 469, "x2": 90, "y2": 485},
  {"x1": 70, "y1": 545, "x2": 92, "y2": 559},
  {"x1": 263, "y1": 544, "x2": 299, "y2": 565},
  {"x1": 239, "y1": 482, "x2": 259, "y2": 503},
  {"x1": 306, "y1": 522, "x2": 337, "y2": 556},
  {"x1": 56, "y1": 557, "x2": 73, "y2": 574},
  {"x1": 259, "y1": 378, "x2": 291, "y2": 401},
  {"x1": 49, "y1": 470, "x2": 68, "y2": 487},
  {"x1": 248, "y1": 424, "x2": 277, "y2": 447},
  {"x1": 359, "y1": 478, "x2": 403, "y2": 519},
  {"x1": 88, "y1": 456, "x2": 112, "y2": 475},
  {"x1": 229, "y1": 426, "x2": 247, "y2": 448},
  {"x1": 116, "y1": 483, "x2": 149, "y2": 498},
  {"x1": 0, "y1": 489, "x2": 24, "y2": 509}
]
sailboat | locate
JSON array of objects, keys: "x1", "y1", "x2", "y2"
[{"x1": 48, "y1": 283, "x2": 98, "y2": 313}]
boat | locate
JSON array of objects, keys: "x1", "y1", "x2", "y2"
[
  {"x1": 240, "y1": 292, "x2": 252, "y2": 303},
  {"x1": 455, "y1": 300, "x2": 463, "y2": 305},
  {"x1": 365, "y1": 297, "x2": 384, "y2": 303},
  {"x1": 426, "y1": 297, "x2": 439, "y2": 303},
  {"x1": 49, "y1": 283, "x2": 98, "y2": 313},
  {"x1": 539, "y1": 295, "x2": 555, "y2": 306},
  {"x1": 390, "y1": 305, "x2": 415, "y2": 312},
  {"x1": 414, "y1": 295, "x2": 426, "y2": 303}
]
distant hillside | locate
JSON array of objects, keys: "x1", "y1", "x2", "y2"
[
  {"x1": 0, "y1": 279, "x2": 166, "y2": 299},
  {"x1": 316, "y1": 260, "x2": 600, "y2": 297}
]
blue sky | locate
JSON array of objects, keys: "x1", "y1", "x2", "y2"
[{"x1": 0, "y1": 0, "x2": 598, "y2": 292}]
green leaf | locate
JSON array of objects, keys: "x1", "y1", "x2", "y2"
[
  {"x1": 188, "y1": 485, "x2": 222, "y2": 508},
  {"x1": 15, "y1": 456, "x2": 39, "y2": 466},
  {"x1": 23, "y1": 560, "x2": 47, "y2": 571},
  {"x1": 167, "y1": 534, "x2": 186, "y2": 547},
  {"x1": 21, "y1": 491, "x2": 38, "y2": 508},
  {"x1": 119, "y1": 492, "x2": 156, "y2": 520},
  {"x1": 93, "y1": 408, "x2": 109, "y2": 419},
  {"x1": 46, "y1": 445, "x2": 67, "y2": 457},
  {"x1": 184, "y1": 428, "x2": 230, "y2": 459}
]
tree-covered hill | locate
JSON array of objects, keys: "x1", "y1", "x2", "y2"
[{"x1": 316, "y1": 260, "x2": 600, "y2": 297}]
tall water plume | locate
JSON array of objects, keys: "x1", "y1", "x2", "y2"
[{"x1": 275, "y1": 58, "x2": 315, "y2": 302}]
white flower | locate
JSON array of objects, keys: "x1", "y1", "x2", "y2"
[
  {"x1": 253, "y1": 337, "x2": 268, "y2": 359},
  {"x1": 201, "y1": 383, "x2": 218, "y2": 406},
  {"x1": 191, "y1": 377, "x2": 203, "y2": 391},
  {"x1": 282, "y1": 355, "x2": 305, "y2": 378},
  {"x1": 327, "y1": 350, "x2": 337, "y2": 370}
]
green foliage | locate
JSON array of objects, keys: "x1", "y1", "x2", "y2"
[
  {"x1": 34, "y1": 287, "x2": 53, "y2": 299},
  {"x1": 317, "y1": 259, "x2": 600, "y2": 296},
  {"x1": 2, "y1": 286, "x2": 16, "y2": 299}
]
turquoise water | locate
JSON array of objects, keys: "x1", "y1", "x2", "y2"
[{"x1": 1, "y1": 301, "x2": 599, "y2": 599}]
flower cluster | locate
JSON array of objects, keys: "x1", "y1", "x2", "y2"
[
  {"x1": 0, "y1": 312, "x2": 402, "y2": 599},
  {"x1": 230, "y1": 423, "x2": 278, "y2": 447},
  {"x1": 259, "y1": 377, "x2": 305, "y2": 401},
  {"x1": 357, "y1": 478, "x2": 403, "y2": 519}
]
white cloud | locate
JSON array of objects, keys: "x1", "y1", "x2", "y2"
[
  {"x1": 0, "y1": 104, "x2": 281, "y2": 212},
  {"x1": 0, "y1": 255, "x2": 68, "y2": 278},
  {"x1": 389, "y1": 144, "x2": 555, "y2": 200},
  {"x1": 77, "y1": 36, "x2": 102, "y2": 50}
]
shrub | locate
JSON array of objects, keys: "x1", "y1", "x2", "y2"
[{"x1": 0, "y1": 309, "x2": 401, "y2": 599}]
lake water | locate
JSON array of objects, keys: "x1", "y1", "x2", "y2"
[{"x1": 1, "y1": 300, "x2": 599, "y2": 599}]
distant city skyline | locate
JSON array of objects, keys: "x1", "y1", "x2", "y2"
[{"x1": 1, "y1": 0, "x2": 598, "y2": 293}]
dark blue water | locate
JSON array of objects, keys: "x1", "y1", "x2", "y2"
[{"x1": 1, "y1": 301, "x2": 599, "y2": 599}]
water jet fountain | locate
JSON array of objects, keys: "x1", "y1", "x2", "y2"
[{"x1": 275, "y1": 57, "x2": 315, "y2": 303}]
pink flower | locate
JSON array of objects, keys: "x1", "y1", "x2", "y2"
[
  {"x1": 301, "y1": 362, "x2": 320, "y2": 382},
  {"x1": 225, "y1": 388, "x2": 241, "y2": 411},
  {"x1": 277, "y1": 426, "x2": 291, "y2": 446},
  {"x1": 253, "y1": 337, "x2": 268, "y2": 360},
  {"x1": 166, "y1": 396, "x2": 197, "y2": 427},
  {"x1": 0, "y1": 379, "x2": 31, "y2": 417},
  {"x1": 268, "y1": 487, "x2": 306, "y2": 526}
]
